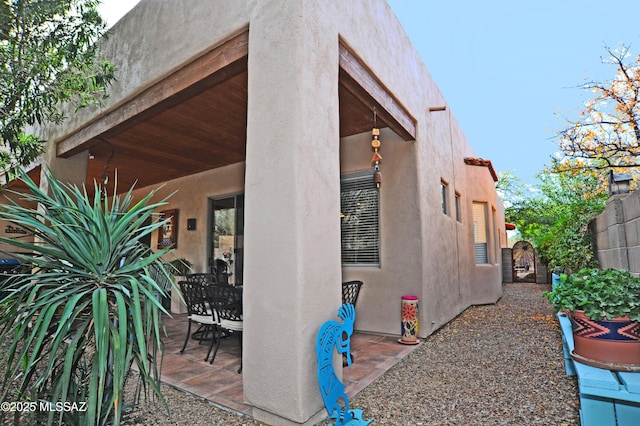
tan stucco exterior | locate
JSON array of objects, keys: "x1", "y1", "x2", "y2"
[{"x1": 2, "y1": 1, "x2": 507, "y2": 424}]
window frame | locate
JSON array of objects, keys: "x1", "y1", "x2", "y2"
[
  {"x1": 472, "y1": 202, "x2": 489, "y2": 264},
  {"x1": 440, "y1": 180, "x2": 449, "y2": 215},
  {"x1": 340, "y1": 171, "x2": 381, "y2": 267}
]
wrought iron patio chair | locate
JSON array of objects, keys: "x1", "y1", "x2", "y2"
[
  {"x1": 342, "y1": 280, "x2": 364, "y2": 365},
  {"x1": 207, "y1": 284, "x2": 243, "y2": 373},
  {"x1": 179, "y1": 280, "x2": 219, "y2": 362},
  {"x1": 184, "y1": 273, "x2": 218, "y2": 342},
  {"x1": 342, "y1": 280, "x2": 364, "y2": 306}
]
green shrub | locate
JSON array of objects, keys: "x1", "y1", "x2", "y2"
[{"x1": 0, "y1": 170, "x2": 176, "y2": 425}]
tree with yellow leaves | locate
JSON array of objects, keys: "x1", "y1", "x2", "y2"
[{"x1": 554, "y1": 44, "x2": 640, "y2": 186}]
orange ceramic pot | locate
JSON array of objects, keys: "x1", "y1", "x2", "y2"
[{"x1": 570, "y1": 310, "x2": 640, "y2": 370}]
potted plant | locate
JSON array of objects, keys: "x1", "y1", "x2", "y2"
[{"x1": 544, "y1": 268, "x2": 640, "y2": 370}]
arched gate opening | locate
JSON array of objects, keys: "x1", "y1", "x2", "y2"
[{"x1": 512, "y1": 240, "x2": 536, "y2": 283}]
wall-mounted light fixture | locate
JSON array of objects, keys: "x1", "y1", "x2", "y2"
[{"x1": 609, "y1": 170, "x2": 632, "y2": 196}]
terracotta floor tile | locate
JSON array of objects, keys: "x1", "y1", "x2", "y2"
[{"x1": 157, "y1": 314, "x2": 420, "y2": 417}]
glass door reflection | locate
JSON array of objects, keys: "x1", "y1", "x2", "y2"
[{"x1": 210, "y1": 194, "x2": 244, "y2": 285}]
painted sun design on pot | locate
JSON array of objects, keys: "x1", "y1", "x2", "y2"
[{"x1": 402, "y1": 304, "x2": 416, "y2": 321}]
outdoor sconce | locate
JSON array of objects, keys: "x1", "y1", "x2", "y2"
[
  {"x1": 609, "y1": 171, "x2": 632, "y2": 196},
  {"x1": 187, "y1": 218, "x2": 196, "y2": 231}
]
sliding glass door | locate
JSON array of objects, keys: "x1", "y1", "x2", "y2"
[{"x1": 209, "y1": 194, "x2": 244, "y2": 285}]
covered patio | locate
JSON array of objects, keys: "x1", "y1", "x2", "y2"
[
  {"x1": 53, "y1": 31, "x2": 414, "y2": 199},
  {"x1": 158, "y1": 313, "x2": 421, "y2": 416}
]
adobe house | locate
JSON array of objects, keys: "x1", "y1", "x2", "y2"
[{"x1": 1, "y1": 0, "x2": 507, "y2": 424}]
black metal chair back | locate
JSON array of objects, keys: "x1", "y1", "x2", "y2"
[
  {"x1": 208, "y1": 285, "x2": 242, "y2": 321},
  {"x1": 179, "y1": 280, "x2": 210, "y2": 317},
  {"x1": 342, "y1": 280, "x2": 364, "y2": 306},
  {"x1": 341, "y1": 280, "x2": 363, "y2": 366},
  {"x1": 186, "y1": 273, "x2": 217, "y2": 286}
]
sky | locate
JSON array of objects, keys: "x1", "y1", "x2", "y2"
[{"x1": 99, "y1": 1, "x2": 640, "y2": 185}]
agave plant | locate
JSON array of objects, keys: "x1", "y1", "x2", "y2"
[{"x1": 0, "y1": 170, "x2": 177, "y2": 425}]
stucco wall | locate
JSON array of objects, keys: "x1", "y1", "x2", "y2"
[
  {"x1": 456, "y1": 160, "x2": 504, "y2": 306},
  {"x1": 340, "y1": 129, "x2": 423, "y2": 336},
  {"x1": 139, "y1": 163, "x2": 246, "y2": 272}
]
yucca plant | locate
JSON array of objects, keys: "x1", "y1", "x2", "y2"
[{"x1": 0, "y1": 169, "x2": 177, "y2": 425}]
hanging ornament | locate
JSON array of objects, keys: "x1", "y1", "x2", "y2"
[
  {"x1": 373, "y1": 165, "x2": 382, "y2": 188},
  {"x1": 367, "y1": 108, "x2": 383, "y2": 188},
  {"x1": 371, "y1": 127, "x2": 382, "y2": 188}
]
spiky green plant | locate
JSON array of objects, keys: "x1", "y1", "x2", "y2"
[{"x1": 0, "y1": 170, "x2": 177, "y2": 425}]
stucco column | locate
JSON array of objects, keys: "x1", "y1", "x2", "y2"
[
  {"x1": 242, "y1": 2, "x2": 342, "y2": 424},
  {"x1": 42, "y1": 153, "x2": 89, "y2": 189},
  {"x1": 39, "y1": 129, "x2": 89, "y2": 194}
]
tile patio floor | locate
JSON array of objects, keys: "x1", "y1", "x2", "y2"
[{"x1": 159, "y1": 313, "x2": 420, "y2": 417}]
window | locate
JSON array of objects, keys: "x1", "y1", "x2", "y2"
[
  {"x1": 492, "y1": 207, "x2": 499, "y2": 263},
  {"x1": 455, "y1": 192, "x2": 461, "y2": 222},
  {"x1": 473, "y1": 202, "x2": 488, "y2": 264},
  {"x1": 440, "y1": 181, "x2": 448, "y2": 215},
  {"x1": 340, "y1": 172, "x2": 380, "y2": 265}
]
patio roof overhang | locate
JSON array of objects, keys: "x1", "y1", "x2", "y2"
[{"x1": 52, "y1": 31, "x2": 416, "y2": 194}]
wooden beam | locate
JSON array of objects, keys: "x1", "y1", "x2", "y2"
[
  {"x1": 338, "y1": 43, "x2": 416, "y2": 141},
  {"x1": 58, "y1": 30, "x2": 249, "y2": 157}
]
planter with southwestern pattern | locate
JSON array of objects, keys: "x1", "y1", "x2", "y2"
[{"x1": 570, "y1": 310, "x2": 640, "y2": 371}]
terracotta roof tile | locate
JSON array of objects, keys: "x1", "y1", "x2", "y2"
[{"x1": 464, "y1": 157, "x2": 498, "y2": 182}]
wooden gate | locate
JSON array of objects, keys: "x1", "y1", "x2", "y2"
[{"x1": 512, "y1": 240, "x2": 536, "y2": 283}]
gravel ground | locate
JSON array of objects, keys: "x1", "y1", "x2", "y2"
[
  {"x1": 123, "y1": 282, "x2": 580, "y2": 425},
  {"x1": 2, "y1": 283, "x2": 580, "y2": 425}
]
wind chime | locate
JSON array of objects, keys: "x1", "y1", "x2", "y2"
[{"x1": 371, "y1": 109, "x2": 382, "y2": 188}]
